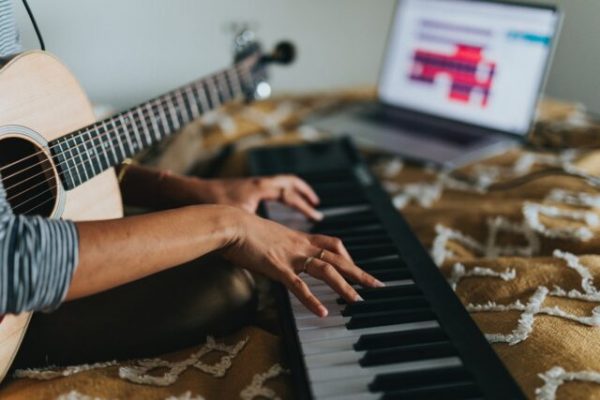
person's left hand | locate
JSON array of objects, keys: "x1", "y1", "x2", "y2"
[{"x1": 170, "y1": 175, "x2": 323, "y2": 221}]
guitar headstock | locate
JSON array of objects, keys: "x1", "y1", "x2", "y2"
[{"x1": 233, "y1": 29, "x2": 296, "y2": 101}]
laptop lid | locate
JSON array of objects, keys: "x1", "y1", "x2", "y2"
[{"x1": 378, "y1": 0, "x2": 561, "y2": 136}]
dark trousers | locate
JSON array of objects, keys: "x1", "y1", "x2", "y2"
[{"x1": 12, "y1": 254, "x2": 257, "y2": 369}]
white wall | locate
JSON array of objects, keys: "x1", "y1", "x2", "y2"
[{"x1": 12, "y1": 0, "x2": 600, "y2": 113}]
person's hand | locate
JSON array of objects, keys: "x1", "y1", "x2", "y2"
[
  {"x1": 222, "y1": 210, "x2": 385, "y2": 317},
  {"x1": 198, "y1": 175, "x2": 323, "y2": 221}
]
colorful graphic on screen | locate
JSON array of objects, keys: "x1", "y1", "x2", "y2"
[
  {"x1": 378, "y1": 0, "x2": 558, "y2": 135},
  {"x1": 408, "y1": 20, "x2": 497, "y2": 108}
]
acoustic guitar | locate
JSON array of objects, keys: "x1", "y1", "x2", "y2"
[{"x1": 0, "y1": 34, "x2": 294, "y2": 380}]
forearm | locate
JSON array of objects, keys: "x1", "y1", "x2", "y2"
[
  {"x1": 118, "y1": 164, "x2": 210, "y2": 209},
  {"x1": 66, "y1": 204, "x2": 240, "y2": 301}
]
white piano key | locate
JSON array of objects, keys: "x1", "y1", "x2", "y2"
[
  {"x1": 294, "y1": 302, "x2": 344, "y2": 319},
  {"x1": 311, "y1": 375, "x2": 374, "y2": 398},
  {"x1": 299, "y1": 320, "x2": 439, "y2": 342},
  {"x1": 302, "y1": 336, "x2": 357, "y2": 356},
  {"x1": 319, "y1": 392, "x2": 379, "y2": 400},
  {"x1": 296, "y1": 315, "x2": 349, "y2": 330},
  {"x1": 308, "y1": 356, "x2": 462, "y2": 383},
  {"x1": 305, "y1": 349, "x2": 364, "y2": 369},
  {"x1": 320, "y1": 204, "x2": 372, "y2": 217},
  {"x1": 306, "y1": 280, "x2": 414, "y2": 293}
]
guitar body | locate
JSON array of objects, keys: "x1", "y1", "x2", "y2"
[{"x1": 0, "y1": 51, "x2": 123, "y2": 380}]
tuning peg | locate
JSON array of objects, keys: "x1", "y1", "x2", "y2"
[{"x1": 261, "y1": 41, "x2": 296, "y2": 65}]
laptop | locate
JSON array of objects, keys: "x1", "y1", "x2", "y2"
[{"x1": 309, "y1": 0, "x2": 562, "y2": 168}]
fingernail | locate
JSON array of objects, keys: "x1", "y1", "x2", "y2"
[
  {"x1": 314, "y1": 211, "x2": 324, "y2": 221},
  {"x1": 374, "y1": 279, "x2": 386, "y2": 288},
  {"x1": 319, "y1": 306, "x2": 329, "y2": 318},
  {"x1": 355, "y1": 295, "x2": 365, "y2": 302}
]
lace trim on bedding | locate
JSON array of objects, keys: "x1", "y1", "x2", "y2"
[
  {"x1": 118, "y1": 336, "x2": 248, "y2": 386},
  {"x1": 465, "y1": 251, "x2": 600, "y2": 344},
  {"x1": 240, "y1": 363, "x2": 289, "y2": 400},
  {"x1": 536, "y1": 367, "x2": 600, "y2": 400}
]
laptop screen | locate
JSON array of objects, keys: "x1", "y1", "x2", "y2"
[{"x1": 378, "y1": 0, "x2": 559, "y2": 135}]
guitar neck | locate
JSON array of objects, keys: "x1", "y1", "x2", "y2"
[{"x1": 50, "y1": 64, "x2": 252, "y2": 191}]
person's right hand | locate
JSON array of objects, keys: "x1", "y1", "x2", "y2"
[{"x1": 221, "y1": 209, "x2": 384, "y2": 318}]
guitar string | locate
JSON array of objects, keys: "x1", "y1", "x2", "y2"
[
  {"x1": 0, "y1": 63, "x2": 251, "y2": 180},
  {"x1": 2, "y1": 66, "x2": 250, "y2": 195},
  {"x1": 7, "y1": 68, "x2": 253, "y2": 212},
  {"x1": 6, "y1": 89, "x2": 235, "y2": 207}
]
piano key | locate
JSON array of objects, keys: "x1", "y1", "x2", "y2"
[
  {"x1": 305, "y1": 349, "x2": 364, "y2": 369},
  {"x1": 320, "y1": 392, "x2": 380, "y2": 400},
  {"x1": 346, "y1": 244, "x2": 399, "y2": 260},
  {"x1": 354, "y1": 326, "x2": 447, "y2": 351},
  {"x1": 381, "y1": 380, "x2": 481, "y2": 400},
  {"x1": 342, "y1": 234, "x2": 393, "y2": 246},
  {"x1": 298, "y1": 320, "x2": 439, "y2": 343},
  {"x1": 321, "y1": 224, "x2": 384, "y2": 237},
  {"x1": 341, "y1": 296, "x2": 429, "y2": 316},
  {"x1": 347, "y1": 308, "x2": 436, "y2": 330},
  {"x1": 359, "y1": 341, "x2": 456, "y2": 367},
  {"x1": 337, "y1": 284, "x2": 422, "y2": 304},
  {"x1": 304, "y1": 280, "x2": 414, "y2": 294},
  {"x1": 296, "y1": 315, "x2": 349, "y2": 330},
  {"x1": 307, "y1": 356, "x2": 462, "y2": 382},
  {"x1": 301, "y1": 335, "x2": 357, "y2": 356},
  {"x1": 312, "y1": 375, "x2": 376, "y2": 398},
  {"x1": 367, "y1": 268, "x2": 412, "y2": 282},
  {"x1": 369, "y1": 365, "x2": 471, "y2": 392},
  {"x1": 354, "y1": 254, "x2": 404, "y2": 267}
]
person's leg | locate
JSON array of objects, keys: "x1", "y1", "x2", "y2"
[{"x1": 12, "y1": 254, "x2": 257, "y2": 369}]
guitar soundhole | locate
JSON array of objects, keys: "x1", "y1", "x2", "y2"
[{"x1": 0, "y1": 137, "x2": 58, "y2": 217}]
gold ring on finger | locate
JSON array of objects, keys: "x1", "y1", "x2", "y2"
[
  {"x1": 302, "y1": 256, "x2": 314, "y2": 274},
  {"x1": 318, "y1": 249, "x2": 326, "y2": 260}
]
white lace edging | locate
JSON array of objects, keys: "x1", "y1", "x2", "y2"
[
  {"x1": 523, "y1": 202, "x2": 599, "y2": 241},
  {"x1": 119, "y1": 336, "x2": 249, "y2": 386},
  {"x1": 536, "y1": 367, "x2": 600, "y2": 400},
  {"x1": 14, "y1": 360, "x2": 118, "y2": 380},
  {"x1": 240, "y1": 363, "x2": 289, "y2": 400},
  {"x1": 448, "y1": 263, "x2": 516, "y2": 291}
]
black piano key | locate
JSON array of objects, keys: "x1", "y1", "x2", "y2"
[
  {"x1": 355, "y1": 255, "x2": 407, "y2": 271},
  {"x1": 324, "y1": 224, "x2": 384, "y2": 238},
  {"x1": 342, "y1": 296, "x2": 428, "y2": 317},
  {"x1": 337, "y1": 284, "x2": 422, "y2": 304},
  {"x1": 354, "y1": 326, "x2": 447, "y2": 351},
  {"x1": 347, "y1": 308, "x2": 436, "y2": 330},
  {"x1": 346, "y1": 244, "x2": 399, "y2": 260},
  {"x1": 317, "y1": 195, "x2": 367, "y2": 209},
  {"x1": 298, "y1": 170, "x2": 355, "y2": 184},
  {"x1": 341, "y1": 234, "x2": 392, "y2": 246},
  {"x1": 366, "y1": 268, "x2": 412, "y2": 281},
  {"x1": 359, "y1": 340, "x2": 455, "y2": 366},
  {"x1": 381, "y1": 381, "x2": 481, "y2": 400},
  {"x1": 369, "y1": 365, "x2": 472, "y2": 392},
  {"x1": 313, "y1": 211, "x2": 379, "y2": 232}
]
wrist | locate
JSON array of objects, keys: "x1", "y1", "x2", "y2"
[{"x1": 196, "y1": 204, "x2": 247, "y2": 250}]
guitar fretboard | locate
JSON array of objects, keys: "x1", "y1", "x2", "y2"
[{"x1": 51, "y1": 64, "x2": 253, "y2": 190}]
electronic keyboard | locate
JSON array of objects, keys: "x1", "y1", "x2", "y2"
[{"x1": 249, "y1": 138, "x2": 525, "y2": 400}]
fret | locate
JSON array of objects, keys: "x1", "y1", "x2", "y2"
[
  {"x1": 227, "y1": 68, "x2": 243, "y2": 99},
  {"x1": 83, "y1": 129, "x2": 102, "y2": 174},
  {"x1": 136, "y1": 107, "x2": 153, "y2": 146},
  {"x1": 125, "y1": 112, "x2": 143, "y2": 154},
  {"x1": 165, "y1": 94, "x2": 182, "y2": 131},
  {"x1": 155, "y1": 99, "x2": 171, "y2": 139},
  {"x1": 73, "y1": 132, "x2": 91, "y2": 182},
  {"x1": 101, "y1": 121, "x2": 119, "y2": 166},
  {"x1": 193, "y1": 83, "x2": 210, "y2": 114},
  {"x1": 217, "y1": 72, "x2": 232, "y2": 102},
  {"x1": 118, "y1": 114, "x2": 135, "y2": 157},
  {"x1": 205, "y1": 77, "x2": 221, "y2": 109},
  {"x1": 55, "y1": 139, "x2": 75, "y2": 189},
  {"x1": 110, "y1": 118, "x2": 127, "y2": 162},
  {"x1": 66, "y1": 135, "x2": 83, "y2": 187},
  {"x1": 184, "y1": 85, "x2": 201, "y2": 118},
  {"x1": 145, "y1": 102, "x2": 162, "y2": 142},
  {"x1": 89, "y1": 126, "x2": 110, "y2": 170},
  {"x1": 175, "y1": 89, "x2": 191, "y2": 123}
]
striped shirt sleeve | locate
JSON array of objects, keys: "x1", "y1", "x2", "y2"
[{"x1": 0, "y1": 179, "x2": 80, "y2": 315}]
